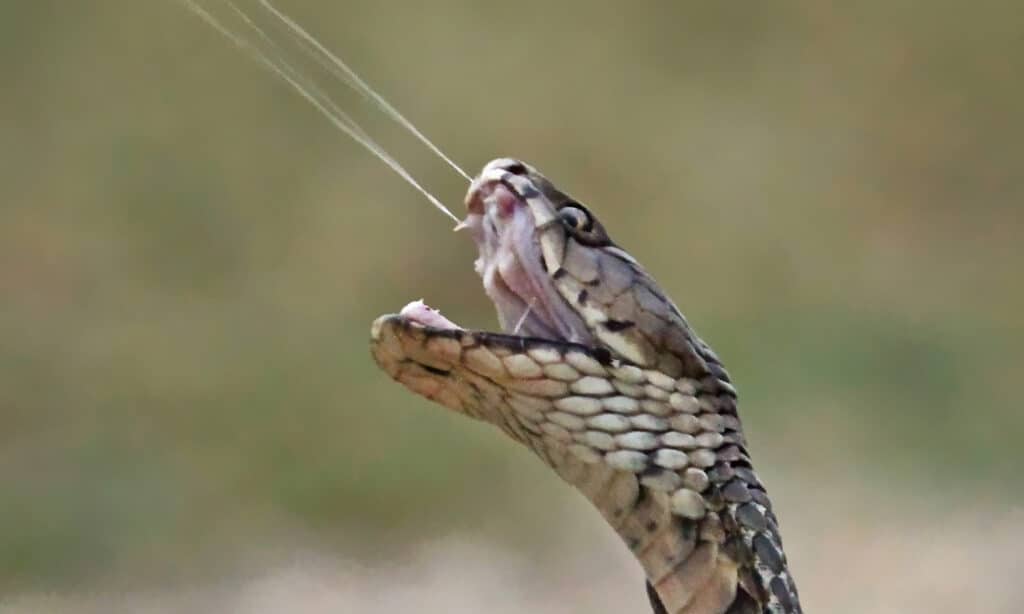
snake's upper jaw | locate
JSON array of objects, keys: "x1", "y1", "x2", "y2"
[{"x1": 460, "y1": 163, "x2": 595, "y2": 346}]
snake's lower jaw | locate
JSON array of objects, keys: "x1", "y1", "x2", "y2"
[
  {"x1": 370, "y1": 314, "x2": 467, "y2": 414},
  {"x1": 369, "y1": 311, "x2": 609, "y2": 425}
]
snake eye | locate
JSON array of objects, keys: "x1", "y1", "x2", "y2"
[
  {"x1": 559, "y1": 203, "x2": 592, "y2": 232},
  {"x1": 558, "y1": 202, "x2": 611, "y2": 247}
]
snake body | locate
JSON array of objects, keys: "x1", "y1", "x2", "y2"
[{"x1": 370, "y1": 159, "x2": 802, "y2": 613}]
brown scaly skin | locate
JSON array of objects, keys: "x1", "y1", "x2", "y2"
[{"x1": 370, "y1": 159, "x2": 801, "y2": 613}]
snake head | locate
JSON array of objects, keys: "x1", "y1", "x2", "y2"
[{"x1": 459, "y1": 158, "x2": 707, "y2": 378}]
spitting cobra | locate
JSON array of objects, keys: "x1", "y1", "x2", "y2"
[{"x1": 370, "y1": 158, "x2": 802, "y2": 613}]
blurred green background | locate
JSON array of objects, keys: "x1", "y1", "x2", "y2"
[{"x1": 2, "y1": 1, "x2": 1022, "y2": 612}]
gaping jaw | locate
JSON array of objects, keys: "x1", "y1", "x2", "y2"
[
  {"x1": 398, "y1": 158, "x2": 600, "y2": 349},
  {"x1": 394, "y1": 157, "x2": 671, "y2": 371},
  {"x1": 459, "y1": 159, "x2": 595, "y2": 344}
]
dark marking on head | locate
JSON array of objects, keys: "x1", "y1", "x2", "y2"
[
  {"x1": 471, "y1": 331, "x2": 589, "y2": 357},
  {"x1": 519, "y1": 184, "x2": 540, "y2": 198},
  {"x1": 592, "y1": 346, "x2": 613, "y2": 365},
  {"x1": 552, "y1": 267, "x2": 567, "y2": 279},
  {"x1": 604, "y1": 319, "x2": 636, "y2": 332},
  {"x1": 577, "y1": 289, "x2": 589, "y2": 304},
  {"x1": 645, "y1": 519, "x2": 658, "y2": 533},
  {"x1": 504, "y1": 162, "x2": 527, "y2": 175},
  {"x1": 419, "y1": 364, "x2": 450, "y2": 377}
]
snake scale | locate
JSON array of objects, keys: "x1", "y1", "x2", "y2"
[{"x1": 370, "y1": 158, "x2": 802, "y2": 613}]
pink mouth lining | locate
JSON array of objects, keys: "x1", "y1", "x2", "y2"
[{"x1": 401, "y1": 178, "x2": 593, "y2": 345}]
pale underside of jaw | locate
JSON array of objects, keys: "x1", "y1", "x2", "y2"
[{"x1": 398, "y1": 184, "x2": 594, "y2": 345}]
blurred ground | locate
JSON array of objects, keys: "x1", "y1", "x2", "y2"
[
  {"x1": 5, "y1": 480, "x2": 1023, "y2": 613},
  {"x1": 1, "y1": 1, "x2": 1022, "y2": 612}
]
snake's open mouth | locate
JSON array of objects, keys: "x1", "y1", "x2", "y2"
[{"x1": 398, "y1": 169, "x2": 594, "y2": 346}]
